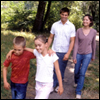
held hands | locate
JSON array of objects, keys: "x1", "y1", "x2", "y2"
[
  {"x1": 4, "y1": 82, "x2": 10, "y2": 90},
  {"x1": 57, "y1": 86, "x2": 64, "y2": 95}
]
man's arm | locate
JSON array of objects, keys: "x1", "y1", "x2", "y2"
[
  {"x1": 63, "y1": 37, "x2": 75, "y2": 60},
  {"x1": 47, "y1": 33, "x2": 54, "y2": 50}
]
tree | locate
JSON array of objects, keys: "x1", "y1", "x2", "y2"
[{"x1": 32, "y1": 1, "x2": 46, "y2": 32}]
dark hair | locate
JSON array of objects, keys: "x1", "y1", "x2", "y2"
[
  {"x1": 13, "y1": 36, "x2": 26, "y2": 47},
  {"x1": 83, "y1": 14, "x2": 93, "y2": 27},
  {"x1": 34, "y1": 35, "x2": 48, "y2": 44},
  {"x1": 60, "y1": 7, "x2": 70, "y2": 15}
]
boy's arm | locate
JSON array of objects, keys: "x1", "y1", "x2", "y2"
[
  {"x1": 54, "y1": 60, "x2": 63, "y2": 95},
  {"x1": 24, "y1": 48, "x2": 34, "y2": 53},
  {"x1": 3, "y1": 66, "x2": 10, "y2": 90}
]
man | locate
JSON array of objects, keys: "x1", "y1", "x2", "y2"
[{"x1": 47, "y1": 7, "x2": 76, "y2": 92}]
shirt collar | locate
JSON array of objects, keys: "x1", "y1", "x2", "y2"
[{"x1": 59, "y1": 19, "x2": 70, "y2": 25}]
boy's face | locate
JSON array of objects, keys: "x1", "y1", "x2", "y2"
[
  {"x1": 13, "y1": 44, "x2": 24, "y2": 56},
  {"x1": 60, "y1": 12, "x2": 69, "y2": 22}
]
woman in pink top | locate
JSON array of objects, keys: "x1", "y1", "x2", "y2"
[{"x1": 73, "y1": 14, "x2": 97, "y2": 99}]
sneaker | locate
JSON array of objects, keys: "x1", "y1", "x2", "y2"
[
  {"x1": 73, "y1": 84, "x2": 77, "y2": 88},
  {"x1": 54, "y1": 86, "x2": 59, "y2": 93},
  {"x1": 50, "y1": 87, "x2": 54, "y2": 94},
  {"x1": 76, "y1": 94, "x2": 81, "y2": 99}
]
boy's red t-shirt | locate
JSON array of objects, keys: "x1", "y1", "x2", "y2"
[{"x1": 3, "y1": 50, "x2": 36, "y2": 84}]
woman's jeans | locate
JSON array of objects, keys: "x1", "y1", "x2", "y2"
[
  {"x1": 74, "y1": 53, "x2": 92, "y2": 95},
  {"x1": 11, "y1": 81, "x2": 28, "y2": 99},
  {"x1": 53, "y1": 52, "x2": 68, "y2": 88}
]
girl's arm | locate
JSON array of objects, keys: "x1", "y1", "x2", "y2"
[
  {"x1": 24, "y1": 48, "x2": 34, "y2": 53},
  {"x1": 6, "y1": 50, "x2": 14, "y2": 60},
  {"x1": 54, "y1": 60, "x2": 63, "y2": 95}
]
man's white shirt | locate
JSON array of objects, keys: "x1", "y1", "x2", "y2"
[{"x1": 50, "y1": 20, "x2": 76, "y2": 53}]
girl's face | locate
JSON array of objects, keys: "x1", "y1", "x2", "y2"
[
  {"x1": 34, "y1": 39, "x2": 47, "y2": 53},
  {"x1": 83, "y1": 16, "x2": 91, "y2": 27}
]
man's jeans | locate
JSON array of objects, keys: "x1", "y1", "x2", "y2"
[
  {"x1": 53, "y1": 52, "x2": 68, "y2": 88},
  {"x1": 74, "y1": 53, "x2": 92, "y2": 95},
  {"x1": 11, "y1": 81, "x2": 28, "y2": 99}
]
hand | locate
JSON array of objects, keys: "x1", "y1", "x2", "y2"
[
  {"x1": 57, "y1": 86, "x2": 64, "y2": 95},
  {"x1": 6, "y1": 50, "x2": 14, "y2": 60},
  {"x1": 91, "y1": 58, "x2": 94, "y2": 61},
  {"x1": 63, "y1": 53, "x2": 69, "y2": 61},
  {"x1": 48, "y1": 49, "x2": 55, "y2": 56},
  {"x1": 4, "y1": 82, "x2": 10, "y2": 90},
  {"x1": 73, "y1": 59, "x2": 77, "y2": 64}
]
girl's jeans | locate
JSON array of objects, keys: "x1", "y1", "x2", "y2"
[
  {"x1": 53, "y1": 52, "x2": 68, "y2": 88},
  {"x1": 11, "y1": 81, "x2": 28, "y2": 99},
  {"x1": 74, "y1": 53, "x2": 92, "y2": 95}
]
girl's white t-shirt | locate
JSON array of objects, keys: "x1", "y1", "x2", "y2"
[{"x1": 33, "y1": 49, "x2": 59, "y2": 82}]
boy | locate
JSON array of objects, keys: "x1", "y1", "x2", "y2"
[{"x1": 3, "y1": 36, "x2": 36, "y2": 99}]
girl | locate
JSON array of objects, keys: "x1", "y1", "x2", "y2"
[
  {"x1": 73, "y1": 14, "x2": 97, "y2": 99},
  {"x1": 25, "y1": 35, "x2": 63, "y2": 99}
]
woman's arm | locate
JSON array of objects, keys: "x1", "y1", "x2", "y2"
[{"x1": 54, "y1": 60, "x2": 63, "y2": 95}]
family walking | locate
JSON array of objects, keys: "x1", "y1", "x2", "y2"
[{"x1": 3, "y1": 7, "x2": 97, "y2": 99}]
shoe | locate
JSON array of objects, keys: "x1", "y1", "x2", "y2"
[
  {"x1": 50, "y1": 87, "x2": 54, "y2": 94},
  {"x1": 73, "y1": 84, "x2": 77, "y2": 88},
  {"x1": 54, "y1": 86, "x2": 59, "y2": 93},
  {"x1": 76, "y1": 94, "x2": 81, "y2": 99}
]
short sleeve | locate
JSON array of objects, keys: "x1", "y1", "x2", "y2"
[
  {"x1": 3, "y1": 59, "x2": 11, "y2": 67},
  {"x1": 33, "y1": 49, "x2": 39, "y2": 57},
  {"x1": 71, "y1": 24, "x2": 76, "y2": 37},
  {"x1": 52, "y1": 53, "x2": 59, "y2": 63},
  {"x1": 28, "y1": 52, "x2": 36, "y2": 59},
  {"x1": 50, "y1": 23, "x2": 55, "y2": 34}
]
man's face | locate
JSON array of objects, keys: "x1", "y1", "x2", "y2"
[
  {"x1": 60, "y1": 12, "x2": 69, "y2": 22},
  {"x1": 13, "y1": 44, "x2": 24, "y2": 56}
]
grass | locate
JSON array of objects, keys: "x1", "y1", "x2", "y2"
[
  {"x1": 82, "y1": 41, "x2": 99, "y2": 99},
  {"x1": 1, "y1": 30, "x2": 38, "y2": 99},
  {"x1": 1, "y1": 30, "x2": 99, "y2": 99}
]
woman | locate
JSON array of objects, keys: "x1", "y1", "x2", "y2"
[{"x1": 73, "y1": 14, "x2": 97, "y2": 99}]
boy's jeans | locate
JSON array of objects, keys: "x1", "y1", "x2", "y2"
[
  {"x1": 11, "y1": 81, "x2": 28, "y2": 99},
  {"x1": 53, "y1": 52, "x2": 68, "y2": 88},
  {"x1": 74, "y1": 53, "x2": 92, "y2": 95}
]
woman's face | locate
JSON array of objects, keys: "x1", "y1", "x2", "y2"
[{"x1": 83, "y1": 16, "x2": 91, "y2": 27}]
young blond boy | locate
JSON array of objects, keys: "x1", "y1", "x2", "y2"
[{"x1": 3, "y1": 36, "x2": 36, "y2": 99}]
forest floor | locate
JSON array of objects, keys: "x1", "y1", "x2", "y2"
[{"x1": 26, "y1": 33, "x2": 99, "y2": 99}]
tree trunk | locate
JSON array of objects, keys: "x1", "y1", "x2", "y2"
[
  {"x1": 41, "y1": 1, "x2": 51, "y2": 32},
  {"x1": 32, "y1": 1, "x2": 46, "y2": 32}
]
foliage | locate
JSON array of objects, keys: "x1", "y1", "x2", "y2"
[{"x1": 1, "y1": 1, "x2": 99, "y2": 32}]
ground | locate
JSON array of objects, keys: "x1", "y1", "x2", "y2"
[{"x1": 26, "y1": 34, "x2": 99, "y2": 99}]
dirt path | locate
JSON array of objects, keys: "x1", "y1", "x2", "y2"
[
  {"x1": 26, "y1": 34, "x2": 99, "y2": 99},
  {"x1": 49, "y1": 58, "x2": 76, "y2": 99}
]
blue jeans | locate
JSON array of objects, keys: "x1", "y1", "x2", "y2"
[
  {"x1": 53, "y1": 52, "x2": 68, "y2": 88},
  {"x1": 11, "y1": 81, "x2": 28, "y2": 99},
  {"x1": 74, "y1": 53, "x2": 92, "y2": 95}
]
